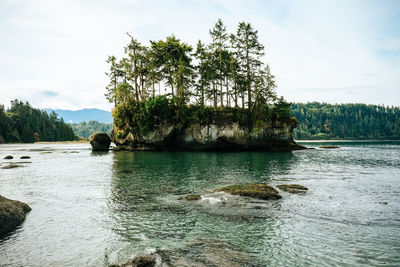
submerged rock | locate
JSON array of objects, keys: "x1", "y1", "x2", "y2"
[
  {"x1": 0, "y1": 195, "x2": 31, "y2": 237},
  {"x1": 178, "y1": 194, "x2": 201, "y2": 201},
  {"x1": 215, "y1": 183, "x2": 281, "y2": 200},
  {"x1": 3, "y1": 155, "x2": 13, "y2": 159},
  {"x1": 20, "y1": 156, "x2": 30, "y2": 159},
  {"x1": 110, "y1": 254, "x2": 161, "y2": 267},
  {"x1": 277, "y1": 184, "x2": 308, "y2": 194},
  {"x1": 89, "y1": 133, "x2": 111, "y2": 151},
  {"x1": 319, "y1": 145, "x2": 340, "y2": 149},
  {"x1": 111, "y1": 239, "x2": 261, "y2": 267},
  {"x1": 1, "y1": 164, "x2": 24, "y2": 169}
]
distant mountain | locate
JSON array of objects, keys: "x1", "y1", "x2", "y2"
[{"x1": 44, "y1": 108, "x2": 113, "y2": 123}]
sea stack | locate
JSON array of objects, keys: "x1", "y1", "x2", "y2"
[{"x1": 89, "y1": 133, "x2": 111, "y2": 151}]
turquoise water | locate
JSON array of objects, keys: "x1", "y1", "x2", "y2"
[{"x1": 0, "y1": 142, "x2": 399, "y2": 266}]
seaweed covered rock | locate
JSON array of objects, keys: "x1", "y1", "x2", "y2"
[
  {"x1": 110, "y1": 254, "x2": 161, "y2": 267},
  {"x1": 215, "y1": 183, "x2": 281, "y2": 200},
  {"x1": 277, "y1": 184, "x2": 308, "y2": 194},
  {"x1": 0, "y1": 195, "x2": 31, "y2": 237},
  {"x1": 89, "y1": 133, "x2": 111, "y2": 151},
  {"x1": 178, "y1": 194, "x2": 201, "y2": 201}
]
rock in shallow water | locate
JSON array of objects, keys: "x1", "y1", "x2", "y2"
[
  {"x1": 1, "y1": 164, "x2": 24, "y2": 169},
  {"x1": 319, "y1": 145, "x2": 340, "y2": 149},
  {"x1": 178, "y1": 194, "x2": 202, "y2": 201},
  {"x1": 3, "y1": 155, "x2": 13, "y2": 159},
  {"x1": 89, "y1": 133, "x2": 111, "y2": 151},
  {"x1": 215, "y1": 183, "x2": 282, "y2": 200},
  {"x1": 110, "y1": 239, "x2": 261, "y2": 267},
  {"x1": 0, "y1": 195, "x2": 31, "y2": 237},
  {"x1": 277, "y1": 184, "x2": 308, "y2": 194}
]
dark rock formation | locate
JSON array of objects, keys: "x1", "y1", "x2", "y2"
[
  {"x1": 319, "y1": 145, "x2": 340, "y2": 149},
  {"x1": 215, "y1": 183, "x2": 282, "y2": 200},
  {"x1": 20, "y1": 156, "x2": 31, "y2": 159},
  {"x1": 1, "y1": 164, "x2": 24, "y2": 169},
  {"x1": 277, "y1": 184, "x2": 308, "y2": 194},
  {"x1": 3, "y1": 155, "x2": 13, "y2": 159},
  {"x1": 0, "y1": 195, "x2": 31, "y2": 237},
  {"x1": 89, "y1": 133, "x2": 111, "y2": 151},
  {"x1": 113, "y1": 120, "x2": 305, "y2": 151}
]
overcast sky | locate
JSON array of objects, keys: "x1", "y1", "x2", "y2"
[{"x1": 0, "y1": 0, "x2": 399, "y2": 110}]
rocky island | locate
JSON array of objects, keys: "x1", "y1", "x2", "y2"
[{"x1": 106, "y1": 19, "x2": 303, "y2": 151}]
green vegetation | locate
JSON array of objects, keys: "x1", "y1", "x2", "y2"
[
  {"x1": 0, "y1": 99, "x2": 77, "y2": 143},
  {"x1": 291, "y1": 102, "x2": 400, "y2": 140},
  {"x1": 69, "y1": 120, "x2": 112, "y2": 139},
  {"x1": 215, "y1": 183, "x2": 282, "y2": 200},
  {"x1": 107, "y1": 19, "x2": 293, "y2": 136},
  {"x1": 276, "y1": 184, "x2": 308, "y2": 194}
]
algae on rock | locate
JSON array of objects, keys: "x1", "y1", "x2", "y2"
[{"x1": 215, "y1": 183, "x2": 282, "y2": 200}]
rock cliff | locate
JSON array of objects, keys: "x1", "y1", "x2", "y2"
[{"x1": 113, "y1": 118, "x2": 303, "y2": 151}]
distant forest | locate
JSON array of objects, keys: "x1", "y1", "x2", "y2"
[
  {"x1": 70, "y1": 121, "x2": 112, "y2": 139},
  {"x1": 0, "y1": 100, "x2": 77, "y2": 143},
  {"x1": 291, "y1": 102, "x2": 400, "y2": 140}
]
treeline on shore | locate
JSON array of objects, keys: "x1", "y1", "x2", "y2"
[
  {"x1": 69, "y1": 121, "x2": 112, "y2": 139},
  {"x1": 291, "y1": 102, "x2": 400, "y2": 140},
  {"x1": 0, "y1": 100, "x2": 77, "y2": 143}
]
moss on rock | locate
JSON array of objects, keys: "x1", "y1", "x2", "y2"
[
  {"x1": 277, "y1": 184, "x2": 308, "y2": 193},
  {"x1": 0, "y1": 195, "x2": 31, "y2": 237},
  {"x1": 215, "y1": 183, "x2": 281, "y2": 200},
  {"x1": 178, "y1": 194, "x2": 201, "y2": 201}
]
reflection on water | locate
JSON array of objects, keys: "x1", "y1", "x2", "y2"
[{"x1": 0, "y1": 142, "x2": 400, "y2": 266}]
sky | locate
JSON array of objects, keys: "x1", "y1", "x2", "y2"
[{"x1": 0, "y1": 0, "x2": 399, "y2": 111}]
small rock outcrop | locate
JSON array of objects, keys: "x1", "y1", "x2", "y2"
[
  {"x1": 3, "y1": 155, "x2": 13, "y2": 159},
  {"x1": 178, "y1": 194, "x2": 202, "y2": 201},
  {"x1": 215, "y1": 183, "x2": 282, "y2": 200},
  {"x1": 89, "y1": 133, "x2": 111, "y2": 151},
  {"x1": 1, "y1": 164, "x2": 24, "y2": 169},
  {"x1": 20, "y1": 156, "x2": 30, "y2": 159},
  {"x1": 0, "y1": 195, "x2": 31, "y2": 237},
  {"x1": 277, "y1": 184, "x2": 308, "y2": 194},
  {"x1": 110, "y1": 254, "x2": 161, "y2": 267},
  {"x1": 319, "y1": 145, "x2": 340, "y2": 149}
]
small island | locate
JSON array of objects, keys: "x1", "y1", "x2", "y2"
[{"x1": 106, "y1": 20, "x2": 303, "y2": 151}]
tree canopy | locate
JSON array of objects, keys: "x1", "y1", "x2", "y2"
[
  {"x1": 0, "y1": 100, "x2": 77, "y2": 143},
  {"x1": 291, "y1": 102, "x2": 400, "y2": 140},
  {"x1": 105, "y1": 19, "x2": 279, "y2": 110}
]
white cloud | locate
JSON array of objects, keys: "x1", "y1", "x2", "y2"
[{"x1": 0, "y1": 0, "x2": 399, "y2": 110}]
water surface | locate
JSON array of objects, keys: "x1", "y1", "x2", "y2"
[{"x1": 0, "y1": 142, "x2": 399, "y2": 266}]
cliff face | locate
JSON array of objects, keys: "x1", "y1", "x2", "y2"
[{"x1": 113, "y1": 119, "x2": 303, "y2": 151}]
